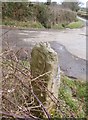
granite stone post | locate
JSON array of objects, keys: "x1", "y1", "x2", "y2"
[{"x1": 30, "y1": 42, "x2": 60, "y2": 113}]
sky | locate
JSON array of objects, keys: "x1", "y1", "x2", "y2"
[{"x1": 30, "y1": 0, "x2": 88, "y2": 7}]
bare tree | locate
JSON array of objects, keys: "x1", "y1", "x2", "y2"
[{"x1": 62, "y1": 0, "x2": 82, "y2": 12}]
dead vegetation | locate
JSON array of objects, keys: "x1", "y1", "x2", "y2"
[
  {"x1": 1, "y1": 48, "x2": 50, "y2": 119},
  {"x1": 1, "y1": 45, "x2": 63, "y2": 119},
  {"x1": 0, "y1": 43, "x2": 87, "y2": 119}
]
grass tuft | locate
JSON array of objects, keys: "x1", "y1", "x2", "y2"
[
  {"x1": 67, "y1": 20, "x2": 84, "y2": 29},
  {"x1": 49, "y1": 74, "x2": 86, "y2": 118},
  {"x1": 2, "y1": 19, "x2": 44, "y2": 29}
]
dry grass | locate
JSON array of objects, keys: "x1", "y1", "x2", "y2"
[
  {"x1": 1, "y1": 44, "x2": 87, "y2": 119},
  {"x1": 1, "y1": 46, "x2": 61, "y2": 119}
]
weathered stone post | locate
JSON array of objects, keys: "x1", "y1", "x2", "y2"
[{"x1": 30, "y1": 42, "x2": 60, "y2": 113}]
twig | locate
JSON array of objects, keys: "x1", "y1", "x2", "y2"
[
  {"x1": 31, "y1": 71, "x2": 51, "y2": 82},
  {"x1": 13, "y1": 75, "x2": 51, "y2": 120},
  {"x1": 0, "y1": 111, "x2": 37, "y2": 120}
]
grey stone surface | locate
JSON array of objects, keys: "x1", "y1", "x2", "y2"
[{"x1": 30, "y1": 42, "x2": 60, "y2": 112}]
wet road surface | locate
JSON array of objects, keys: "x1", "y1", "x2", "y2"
[{"x1": 1, "y1": 27, "x2": 86, "y2": 80}]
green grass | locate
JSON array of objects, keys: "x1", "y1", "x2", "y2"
[
  {"x1": 20, "y1": 60, "x2": 30, "y2": 68},
  {"x1": 67, "y1": 20, "x2": 84, "y2": 29},
  {"x1": 51, "y1": 75, "x2": 86, "y2": 118},
  {"x1": 2, "y1": 18, "x2": 66, "y2": 30},
  {"x1": 2, "y1": 19, "x2": 44, "y2": 29},
  {"x1": 52, "y1": 24, "x2": 65, "y2": 29},
  {"x1": 2, "y1": 18, "x2": 84, "y2": 30}
]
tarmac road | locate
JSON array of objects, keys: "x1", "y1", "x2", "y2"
[{"x1": 1, "y1": 26, "x2": 86, "y2": 80}]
